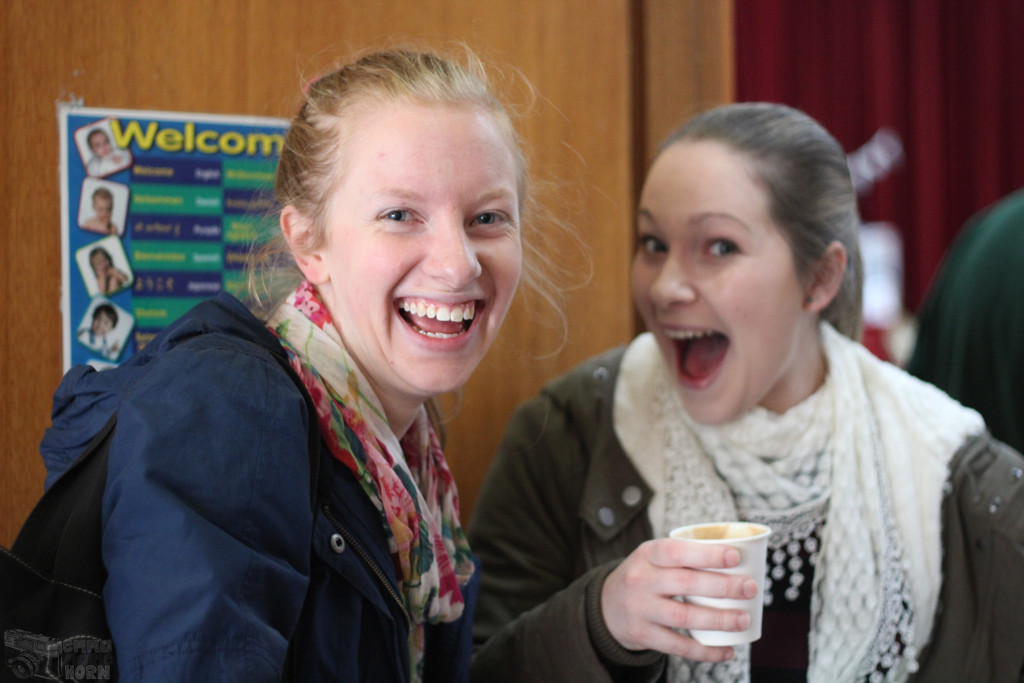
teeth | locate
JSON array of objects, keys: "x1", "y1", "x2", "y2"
[
  {"x1": 666, "y1": 329, "x2": 715, "y2": 340},
  {"x1": 418, "y1": 330, "x2": 460, "y2": 339},
  {"x1": 400, "y1": 300, "x2": 476, "y2": 322}
]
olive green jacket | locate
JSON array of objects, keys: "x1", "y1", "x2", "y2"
[{"x1": 469, "y1": 348, "x2": 1024, "y2": 682}]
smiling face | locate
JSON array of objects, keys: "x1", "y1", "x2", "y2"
[
  {"x1": 88, "y1": 130, "x2": 112, "y2": 158},
  {"x1": 285, "y1": 102, "x2": 523, "y2": 431},
  {"x1": 89, "y1": 249, "x2": 112, "y2": 276},
  {"x1": 633, "y1": 140, "x2": 833, "y2": 424},
  {"x1": 93, "y1": 194, "x2": 113, "y2": 225},
  {"x1": 92, "y1": 309, "x2": 116, "y2": 336}
]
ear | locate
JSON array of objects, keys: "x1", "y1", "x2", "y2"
[
  {"x1": 280, "y1": 205, "x2": 329, "y2": 284},
  {"x1": 804, "y1": 240, "x2": 847, "y2": 312}
]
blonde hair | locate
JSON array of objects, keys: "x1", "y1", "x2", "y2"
[{"x1": 248, "y1": 45, "x2": 575, "y2": 336}]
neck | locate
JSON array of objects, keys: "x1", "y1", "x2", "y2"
[
  {"x1": 355, "y1": 366, "x2": 421, "y2": 440},
  {"x1": 383, "y1": 402, "x2": 420, "y2": 440},
  {"x1": 761, "y1": 326, "x2": 829, "y2": 415}
]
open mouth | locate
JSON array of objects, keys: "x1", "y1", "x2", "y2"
[
  {"x1": 670, "y1": 329, "x2": 729, "y2": 384},
  {"x1": 398, "y1": 299, "x2": 477, "y2": 339}
]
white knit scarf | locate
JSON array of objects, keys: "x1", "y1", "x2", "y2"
[{"x1": 614, "y1": 325, "x2": 984, "y2": 682}]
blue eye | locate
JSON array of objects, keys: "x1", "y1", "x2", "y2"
[
  {"x1": 475, "y1": 212, "x2": 498, "y2": 225},
  {"x1": 384, "y1": 209, "x2": 411, "y2": 222}
]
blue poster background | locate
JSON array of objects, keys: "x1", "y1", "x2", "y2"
[{"x1": 59, "y1": 106, "x2": 288, "y2": 372}]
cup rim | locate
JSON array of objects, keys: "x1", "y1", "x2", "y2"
[{"x1": 669, "y1": 521, "x2": 772, "y2": 542}]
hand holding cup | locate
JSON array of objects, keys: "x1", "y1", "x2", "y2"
[
  {"x1": 669, "y1": 522, "x2": 771, "y2": 646},
  {"x1": 599, "y1": 531, "x2": 761, "y2": 662}
]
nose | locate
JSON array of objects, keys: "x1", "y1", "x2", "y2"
[
  {"x1": 424, "y1": 216, "x2": 483, "y2": 287},
  {"x1": 649, "y1": 256, "x2": 697, "y2": 308}
]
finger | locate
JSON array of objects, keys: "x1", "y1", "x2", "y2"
[
  {"x1": 662, "y1": 566, "x2": 760, "y2": 601},
  {"x1": 603, "y1": 592, "x2": 747, "y2": 655},
  {"x1": 647, "y1": 537, "x2": 743, "y2": 570},
  {"x1": 626, "y1": 560, "x2": 758, "y2": 602},
  {"x1": 656, "y1": 595, "x2": 751, "y2": 634},
  {"x1": 637, "y1": 625, "x2": 737, "y2": 663}
]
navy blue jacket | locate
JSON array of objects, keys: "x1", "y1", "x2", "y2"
[{"x1": 40, "y1": 293, "x2": 478, "y2": 682}]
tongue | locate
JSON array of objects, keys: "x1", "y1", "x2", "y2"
[
  {"x1": 680, "y1": 334, "x2": 728, "y2": 381},
  {"x1": 409, "y1": 315, "x2": 465, "y2": 336}
]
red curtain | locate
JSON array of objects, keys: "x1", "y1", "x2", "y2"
[{"x1": 734, "y1": 0, "x2": 1024, "y2": 311}]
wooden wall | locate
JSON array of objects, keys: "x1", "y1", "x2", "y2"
[{"x1": 0, "y1": 0, "x2": 732, "y2": 546}]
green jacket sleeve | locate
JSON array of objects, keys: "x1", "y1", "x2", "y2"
[
  {"x1": 914, "y1": 433, "x2": 1024, "y2": 682},
  {"x1": 469, "y1": 350, "x2": 663, "y2": 682}
]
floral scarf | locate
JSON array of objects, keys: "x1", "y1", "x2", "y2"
[{"x1": 266, "y1": 281, "x2": 474, "y2": 680}]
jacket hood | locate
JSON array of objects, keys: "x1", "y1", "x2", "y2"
[{"x1": 40, "y1": 293, "x2": 284, "y2": 488}]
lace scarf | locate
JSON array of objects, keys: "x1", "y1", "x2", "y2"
[
  {"x1": 266, "y1": 281, "x2": 474, "y2": 681},
  {"x1": 614, "y1": 325, "x2": 984, "y2": 683}
]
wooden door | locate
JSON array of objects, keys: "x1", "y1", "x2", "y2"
[{"x1": 0, "y1": 0, "x2": 730, "y2": 544}]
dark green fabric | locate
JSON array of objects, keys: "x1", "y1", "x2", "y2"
[
  {"x1": 472, "y1": 346, "x2": 1024, "y2": 680},
  {"x1": 913, "y1": 433, "x2": 1024, "y2": 682},
  {"x1": 908, "y1": 188, "x2": 1024, "y2": 453},
  {"x1": 469, "y1": 348, "x2": 663, "y2": 683}
]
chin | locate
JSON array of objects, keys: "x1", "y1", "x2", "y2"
[
  {"x1": 676, "y1": 391, "x2": 742, "y2": 426},
  {"x1": 687, "y1": 410, "x2": 735, "y2": 427},
  {"x1": 417, "y1": 366, "x2": 477, "y2": 397}
]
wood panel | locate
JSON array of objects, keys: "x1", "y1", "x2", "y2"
[
  {"x1": 1, "y1": 0, "x2": 731, "y2": 545},
  {"x1": 641, "y1": 0, "x2": 736, "y2": 167}
]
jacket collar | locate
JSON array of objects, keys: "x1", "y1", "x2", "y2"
[{"x1": 572, "y1": 350, "x2": 654, "y2": 542}]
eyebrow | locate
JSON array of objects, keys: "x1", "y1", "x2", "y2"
[
  {"x1": 374, "y1": 186, "x2": 518, "y2": 205},
  {"x1": 373, "y1": 188, "x2": 425, "y2": 203},
  {"x1": 474, "y1": 188, "x2": 518, "y2": 205},
  {"x1": 636, "y1": 208, "x2": 751, "y2": 232}
]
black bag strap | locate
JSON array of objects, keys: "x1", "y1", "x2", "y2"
[{"x1": 10, "y1": 411, "x2": 118, "y2": 594}]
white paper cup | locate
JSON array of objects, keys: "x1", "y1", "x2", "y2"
[{"x1": 669, "y1": 521, "x2": 771, "y2": 646}]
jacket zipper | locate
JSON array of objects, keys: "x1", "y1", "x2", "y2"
[{"x1": 321, "y1": 503, "x2": 412, "y2": 629}]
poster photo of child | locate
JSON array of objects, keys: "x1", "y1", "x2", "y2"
[
  {"x1": 76, "y1": 297, "x2": 133, "y2": 363},
  {"x1": 78, "y1": 177, "x2": 129, "y2": 236},
  {"x1": 75, "y1": 235, "x2": 133, "y2": 297},
  {"x1": 74, "y1": 118, "x2": 132, "y2": 178}
]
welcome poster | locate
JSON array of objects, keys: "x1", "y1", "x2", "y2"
[{"x1": 59, "y1": 105, "x2": 288, "y2": 372}]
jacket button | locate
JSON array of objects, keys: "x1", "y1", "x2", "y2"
[
  {"x1": 330, "y1": 533, "x2": 345, "y2": 553},
  {"x1": 598, "y1": 506, "x2": 616, "y2": 527},
  {"x1": 621, "y1": 485, "x2": 642, "y2": 507}
]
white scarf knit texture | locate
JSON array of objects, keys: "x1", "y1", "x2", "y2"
[{"x1": 614, "y1": 324, "x2": 983, "y2": 682}]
